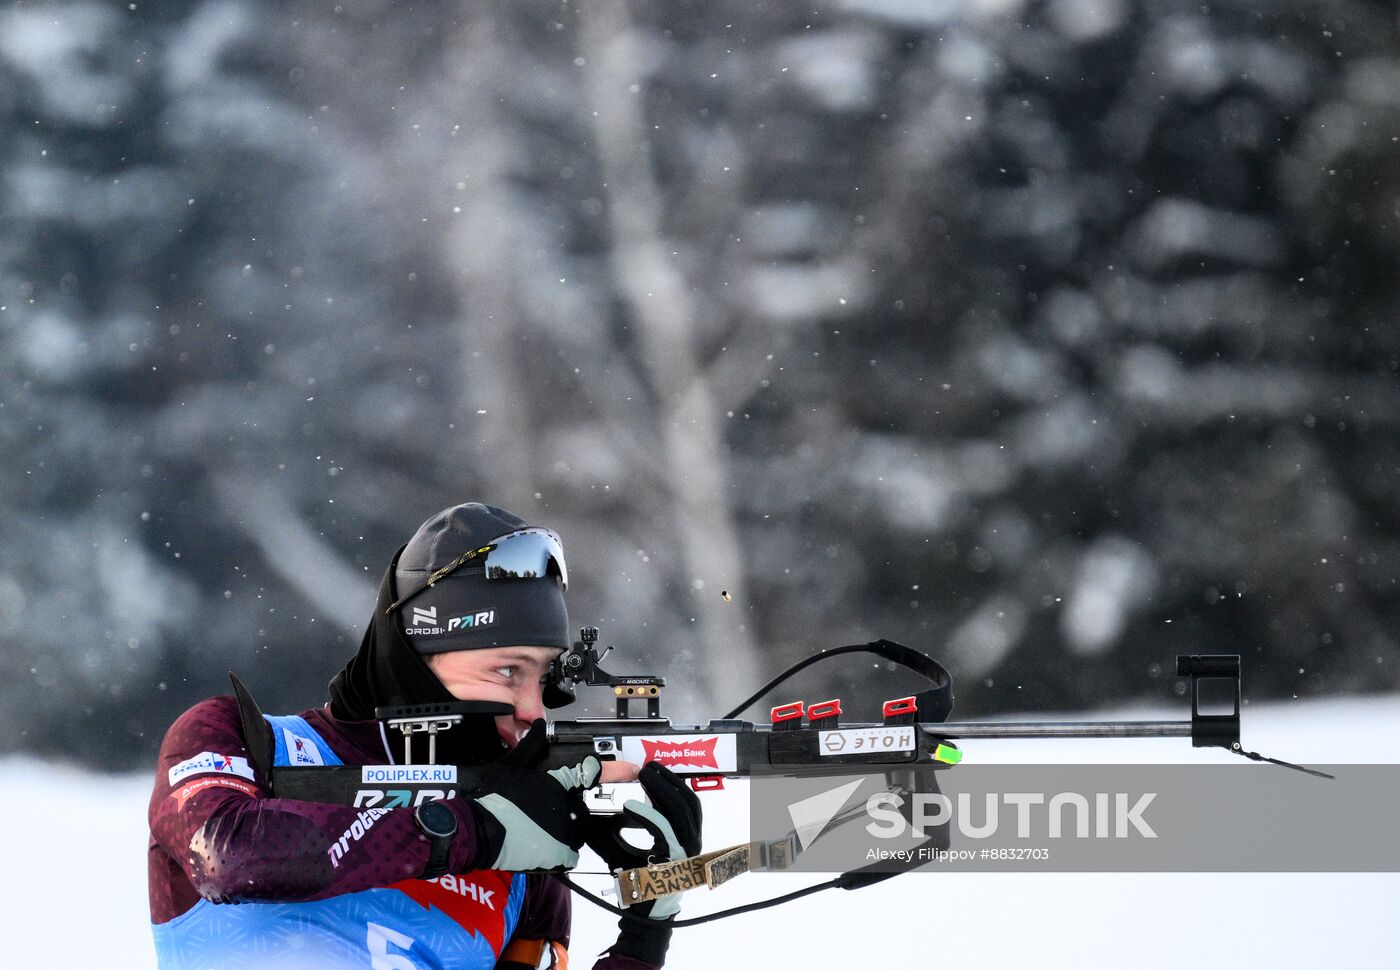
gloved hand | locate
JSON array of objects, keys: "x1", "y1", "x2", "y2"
[
  {"x1": 466, "y1": 719, "x2": 601, "y2": 873},
  {"x1": 587, "y1": 762, "x2": 703, "y2": 965}
]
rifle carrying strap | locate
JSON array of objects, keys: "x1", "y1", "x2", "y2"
[
  {"x1": 722, "y1": 639, "x2": 955, "y2": 724},
  {"x1": 614, "y1": 844, "x2": 756, "y2": 906}
]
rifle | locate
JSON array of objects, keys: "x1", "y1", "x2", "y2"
[
  {"x1": 537, "y1": 629, "x2": 1331, "y2": 921},
  {"x1": 248, "y1": 626, "x2": 1329, "y2": 928}
]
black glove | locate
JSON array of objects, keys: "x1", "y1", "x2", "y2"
[
  {"x1": 587, "y1": 762, "x2": 703, "y2": 965},
  {"x1": 466, "y1": 719, "x2": 600, "y2": 873}
]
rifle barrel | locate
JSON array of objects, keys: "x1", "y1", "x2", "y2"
[{"x1": 923, "y1": 720, "x2": 1192, "y2": 739}]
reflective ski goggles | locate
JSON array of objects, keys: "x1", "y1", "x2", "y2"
[{"x1": 386, "y1": 526, "x2": 567, "y2": 616}]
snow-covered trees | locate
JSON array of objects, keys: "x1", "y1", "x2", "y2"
[{"x1": 1, "y1": 0, "x2": 1396, "y2": 766}]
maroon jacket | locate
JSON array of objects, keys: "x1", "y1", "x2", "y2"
[{"x1": 148, "y1": 694, "x2": 656, "y2": 969}]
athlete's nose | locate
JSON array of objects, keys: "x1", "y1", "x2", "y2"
[{"x1": 515, "y1": 678, "x2": 546, "y2": 726}]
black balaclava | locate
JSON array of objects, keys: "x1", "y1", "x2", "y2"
[{"x1": 328, "y1": 503, "x2": 569, "y2": 765}]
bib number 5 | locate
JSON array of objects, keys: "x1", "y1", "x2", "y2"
[{"x1": 367, "y1": 921, "x2": 419, "y2": 970}]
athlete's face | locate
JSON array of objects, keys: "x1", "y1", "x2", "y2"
[{"x1": 425, "y1": 646, "x2": 561, "y2": 748}]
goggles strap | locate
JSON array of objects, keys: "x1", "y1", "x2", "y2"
[
  {"x1": 384, "y1": 544, "x2": 494, "y2": 616},
  {"x1": 384, "y1": 528, "x2": 567, "y2": 616}
]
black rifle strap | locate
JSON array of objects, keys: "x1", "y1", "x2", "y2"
[
  {"x1": 554, "y1": 873, "x2": 841, "y2": 928},
  {"x1": 229, "y1": 672, "x2": 276, "y2": 789},
  {"x1": 554, "y1": 851, "x2": 931, "y2": 928},
  {"x1": 722, "y1": 639, "x2": 955, "y2": 724},
  {"x1": 1231, "y1": 745, "x2": 1335, "y2": 779}
]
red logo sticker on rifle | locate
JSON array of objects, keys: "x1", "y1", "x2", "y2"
[
  {"x1": 620, "y1": 734, "x2": 737, "y2": 773},
  {"x1": 642, "y1": 738, "x2": 719, "y2": 768}
]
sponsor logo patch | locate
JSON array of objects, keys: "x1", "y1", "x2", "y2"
[
  {"x1": 353, "y1": 788, "x2": 457, "y2": 809},
  {"x1": 817, "y1": 726, "x2": 916, "y2": 756},
  {"x1": 284, "y1": 729, "x2": 325, "y2": 766},
  {"x1": 447, "y1": 610, "x2": 495, "y2": 632},
  {"x1": 172, "y1": 775, "x2": 258, "y2": 809},
  {"x1": 327, "y1": 808, "x2": 391, "y2": 868},
  {"x1": 361, "y1": 765, "x2": 458, "y2": 785},
  {"x1": 428, "y1": 874, "x2": 496, "y2": 910},
  {"x1": 168, "y1": 751, "x2": 258, "y2": 787},
  {"x1": 619, "y1": 734, "x2": 737, "y2": 773},
  {"x1": 405, "y1": 609, "x2": 497, "y2": 636},
  {"x1": 393, "y1": 869, "x2": 515, "y2": 954}
]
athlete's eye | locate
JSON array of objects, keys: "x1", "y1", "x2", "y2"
[{"x1": 495, "y1": 666, "x2": 518, "y2": 680}]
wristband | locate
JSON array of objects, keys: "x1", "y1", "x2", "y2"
[{"x1": 414, "y1": 801, "x2": 458, "y2": 879}]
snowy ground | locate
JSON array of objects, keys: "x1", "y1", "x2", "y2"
[{"x1": 3, "y1": 694, "x2": 1396, "y2": 968}]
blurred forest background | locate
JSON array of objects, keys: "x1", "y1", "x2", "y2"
[{"x1": 1, "y1": 0, "x2": 1397, "y2": 769}]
